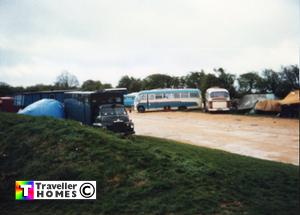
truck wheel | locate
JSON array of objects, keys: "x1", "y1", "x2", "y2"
[{"x1": 137, "y1": 106, "x2": 145, "y2": 113}]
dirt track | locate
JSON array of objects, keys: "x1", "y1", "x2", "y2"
[{"x1": 129, "y1": 111, "x2": 299, "y2": 165}]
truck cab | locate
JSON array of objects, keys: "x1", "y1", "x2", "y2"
[
  {"x1": 205, "y1": 87, "x2": 231, "y2": 112},
  {"x1": 93, "y1": 104, "x2": 135, "y2": 135}
]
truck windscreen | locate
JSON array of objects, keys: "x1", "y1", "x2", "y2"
[{"x1": 100, "y1": 107, "x2": 127, "y2": 116}]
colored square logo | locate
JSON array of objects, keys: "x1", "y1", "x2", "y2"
[{"x1": 16, "y1": 181, "x2": 34, "y2": 200}]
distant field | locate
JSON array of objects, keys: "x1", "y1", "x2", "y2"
[{"x1": 0, "y1": 112, "x2": 299, "y2": 215}]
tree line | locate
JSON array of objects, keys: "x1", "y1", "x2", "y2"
[
  {"x1": 117, "y1": 65, "x2": 299, "y2": 98},
  {"x1": 0, "y1": 71, "x2": 113, "y2": 97},
  {"x1": 0, "y1": 65, "x2": 299, "y2": 99}
]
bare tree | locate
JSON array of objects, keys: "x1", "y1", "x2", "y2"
[{"x1": 54, "y1": 71, "x2": 79, "y2": 88}]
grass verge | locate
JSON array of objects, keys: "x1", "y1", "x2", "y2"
[{"x1": 0, "y1": 112, "x2": 299, "y2": 215}]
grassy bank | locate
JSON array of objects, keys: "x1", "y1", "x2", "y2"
[{"x1": 0, "y1": 112, "x2": 298, "y2": 215}]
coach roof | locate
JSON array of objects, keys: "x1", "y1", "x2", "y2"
[{"x1": 138, "y1": 88, "x2": 200, "y2": 95}]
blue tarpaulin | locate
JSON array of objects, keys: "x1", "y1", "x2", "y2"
[{"x1": 18, "y1": 99, "x2": 64, "y2": 119}]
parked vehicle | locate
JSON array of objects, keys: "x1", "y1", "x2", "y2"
[
  {"x1": 124, "y1": 92, "x2": 138, "y2": 107},
  {"x1": 13, "y1": 90, "x2": 67, "y2": 110},
  {"x1": 64, "y1": 88, "x2": 134, "y2": 134},
  {"x1": 0, "y1": 97, "x2": 14, "y2": 112},
  {"x1": 64, "y1": 88, "x2": 127, "y2": 125},
  {"x1": 236, "y1": 93, "x2": 275, "y2": 113},
  {"x1": 134, "y1": 88, "x2": 202, "y2": 113},
  {"x1": 93, "y1": 104, "x2": 134, "y2": 135},
  {"x1": 205, "y1": 87, "x2": 231, "y2": 112}
]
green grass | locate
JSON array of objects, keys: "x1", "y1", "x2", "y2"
[{"x1": 0, "y1": 112, "x2": 299, "y2": 215}]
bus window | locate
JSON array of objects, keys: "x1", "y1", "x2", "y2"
[
  {"x1": 139, "y1": 94, "x2": 147, "y2": 101},
  {"x1": 155, "y1": 94, "x2": 163, "y2": 99},
  {"x1": 165, "y1": 93, "x2": 174, "y2": 99},
  {"x1": 174, "y1": 93, "x2": 180, "y2": 98},
  {"x1": 181, "y1": 92, "x2": 189, "y2": 98},
  {"x1": 190, "y1": 92, "x2": 199, "y2": 98},
  {"x1": 148, "y1": 94, "x2": 155, "y2": 100}
]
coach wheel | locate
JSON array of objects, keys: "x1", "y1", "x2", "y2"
[{"x1": 137, "y1": 106, "x2": 145, "y2": 113}]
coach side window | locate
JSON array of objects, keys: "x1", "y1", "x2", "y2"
[
  {"x1": 148, "y1": 94, "x2": 155, "y2": 100},
  {"x1": 140, "y1": 94, "x2": 147, "y2": 101},
  {"x1": 190, "y1": 92, "x2": 199, "y2": 98},
  {"x1": 174, "y1": 93, "x2": 180, "y2": 98},
  {"x1": 137, "y1": 94, "x2": 146, "y2": 102},
  {"x1": 165, "y1": 93, "x2": 174, "y2": 99},
  {"x1": 155, "y1": 93, "x2": 163, "y2": 99},
  {"x1": 181, "y1": 92, "x2": 189, "y2": 98}
]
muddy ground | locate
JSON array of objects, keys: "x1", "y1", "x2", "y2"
[{"x1": 129, "y1": 111, "x2": 299, "y2": 165}]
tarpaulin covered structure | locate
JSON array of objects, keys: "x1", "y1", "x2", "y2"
[
  {"x1": 18, "y1": 99, "x2": 64, "y2": 119},
  {"x1": 255, "y1": 90, "x2": 299, "y2": 115},
  {"x1": 237, "y1": 94, "x2": 275, "y2": 112},
  {"x1": 279, "y1": 90, "x2": 300, "y2": 105},
  {"x1": 255, "y1": 100, "x2": 281, "y2": 112},
  {"x1": 278, "y1": 90, "x2": 300, "y2": 117}
]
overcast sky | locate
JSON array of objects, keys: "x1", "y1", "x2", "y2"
[{"x1": 0, "y1": 0, "x2": 299, "y2": 87}]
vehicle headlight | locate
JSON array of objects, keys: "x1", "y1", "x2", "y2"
[{"x1": 93, "y1": 123, "x2": 102, "y2": 127}]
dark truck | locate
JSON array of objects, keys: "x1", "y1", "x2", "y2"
[
  {"x1": 93, "y1": 104, "x2": 134, "y2": 134},
  {"x1": 64, "y1": 88, "x2": 134, "y2": 134}
]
